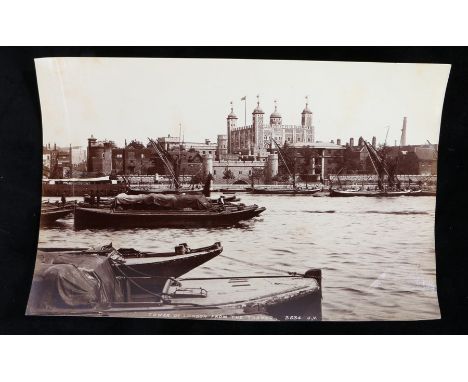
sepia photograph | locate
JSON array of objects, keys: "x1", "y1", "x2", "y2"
[{"x1": 26, "y1": 57, "x2": 449, "y2": 321}]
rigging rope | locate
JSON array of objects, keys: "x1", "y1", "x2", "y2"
[
  {"x1": 271, "y1": 138, "x2": 293, "y2": 178},
  {"x1": 219, "y1": 254, "x2": 294, "y2": 275}
]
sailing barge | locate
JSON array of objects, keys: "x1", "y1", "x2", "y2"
[
  {"x1": 250, "y1": 138, "x2": 322, "y2": 196},
  {"x1": 27, "y1": 248, "x2": 322, "y2": 321},
  {"x1": 74, "y1": 193, "x2": 265, "y2": 229},
  {"x1": 330, "y1": 140, "x2": 429, "y2": 197}
]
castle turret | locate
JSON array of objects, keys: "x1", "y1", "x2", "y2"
[
  {"x1": 266, "y1": 153, "x2": 279, "y2": 183},
  {"x1": 301, "y1": 96, "x2": 314, "y2": 142},
  {"x1": 217, "y1": 134, "x2": 228, "y2": 159},
  {"x1": 226, "y1": 101, "x2": 238, "y2": 154},
  {"x1": 301, "y1": 96, "x2": 313, "y2": 127},
  {"x1": 270, "y1": 100, "x2": 282, "y2": 126},
  {"x1": 252, "y1": 95, "x2": 265, "y2": 150}
]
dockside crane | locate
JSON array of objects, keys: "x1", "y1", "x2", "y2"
[{"x1": 147, "y1": 138, "x2": 181, "y2": 189}]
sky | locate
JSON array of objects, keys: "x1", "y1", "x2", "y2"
[{"x1": 36, "y1": 57, "x2": 450, "y2": 148}]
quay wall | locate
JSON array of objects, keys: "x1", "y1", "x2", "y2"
[{"x1": 42, "y1": 183, "x2": 127, "y2": 197}]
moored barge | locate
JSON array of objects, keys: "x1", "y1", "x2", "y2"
[{"x1": 74, "y1": 193, "x2": 265, "y2": 229}]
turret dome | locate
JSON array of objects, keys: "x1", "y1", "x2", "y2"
[
  {"x1": 270, "y1": 100, "x2": 282, "y2": 118},
  {"x1": 302, "y1": 105, "x2": 312, "y2": 114},
  {"x1": 228, "y1": 110, "x2": 238, "y2": 119},
  {"x1": 227, "y1": 102, "x2": 238, "y2": 119},
  {"x1": 252, "y1": 95, "x2": 264, "y2": 114},
  {"x1": 270, "y1": 109, "x2": 282, "y2": 118},
  {"x1": 302, "y1": 96, "x2": 312, "y2": 114},
  {"x1": 253, "y1": 105, "x2": 264, "y2": 114}
]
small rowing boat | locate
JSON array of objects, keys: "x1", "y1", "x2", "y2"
[
  {"x1": 37, "y1": 242, "x2": 223, "y2": 291},
  {"x1": 40, "y1": 202, "x2": 75, "y2": 225}
]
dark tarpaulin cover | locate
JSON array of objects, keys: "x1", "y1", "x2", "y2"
[
  {"x1": 115, "y1": 193, "x2": 211, "y2": 210},
  {"x1": 27, "y1": 251, "x2": 125, "y2": 313}
]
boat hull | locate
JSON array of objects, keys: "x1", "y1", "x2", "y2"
[
  {"x1": 329, "y1": 189, "x2": 418, "y2": 197},
  {"x1": 251, "y1": 188, "x2": 321, "y2": 195},
  {"x1": 40, "y1": 206, "x2": 74, "y2": 225},
  {"x1": 126, "y1": 189, "x2": 203, "y2": 195},
  {"x1": 74, "y1": 205, "x2": 266, "y2": 229},
  {"x1": 115, "y1": 243, "x2": 223, "y2": 291},
  {"x1": 32, "y1": 271, "x2": 322, "y2": 321}
]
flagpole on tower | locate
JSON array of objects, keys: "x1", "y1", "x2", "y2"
[
  {"x1": 244, "y1": 96, "x2": 246, "y2": 127},
  {"x1": 241, "y1": 96, "x2": 247, "y2": 127}
]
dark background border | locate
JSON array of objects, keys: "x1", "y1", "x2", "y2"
[{"x1": 0, "y1": 47, "x2": 467, "y2": 334}]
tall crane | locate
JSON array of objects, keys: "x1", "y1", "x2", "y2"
[
  {"x1": 147, "y1": 138, "x2": 180, "y2": 189},
  {"x1": 384, "y1": 125, "x2": 390, "y2": 146}
]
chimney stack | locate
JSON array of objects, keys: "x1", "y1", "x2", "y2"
[
  {"x1": 400, "y1": 116, "x2": 407, "y2": 146},
  {"x1": 358, "y1": 137, "x2": 364, "y2": 146},
  {"x1": 350, "y1": 137, "x2": 354, "y2": 147},
  {"x1": 372, "y1": 136, "x2": 376, "y2": 147},
  {"x1": 330, "y1": 140, "x2": 334, "y2": 144},
  {"x1": 337, "y1": 138, "x2": 341, "y2": 146}
]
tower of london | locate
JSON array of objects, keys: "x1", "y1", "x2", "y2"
[{"x1": 227, "y1": 96, "x2": 315, "y2": 156}]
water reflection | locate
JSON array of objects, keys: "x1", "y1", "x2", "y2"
[{"x1": 39, "y1": 194, "x2": 439, "y2": 321}]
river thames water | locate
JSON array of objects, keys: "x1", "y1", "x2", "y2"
[{"x1": 38, "y1": 194, "x2": 439, "y2": 321}]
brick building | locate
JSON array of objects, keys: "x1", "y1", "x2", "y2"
[
  {"x1": 43, "y1": 143, "x2": 72, "y2": 178},
  {"x1": 86, "y1": 136, "x2": 114, "y2": 176}
]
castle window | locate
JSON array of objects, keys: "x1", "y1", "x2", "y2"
[
  {"x1": 102, "y1": 153, "x2": 105, "y2": 158},
  {"x1": 239, "y1": 171, "x2": 242, "y2": 174},
  {"x1": 214, "y1": 170, "x2": 216, "y2": 175}
]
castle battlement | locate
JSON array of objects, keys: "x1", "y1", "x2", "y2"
[
  {"x1": 234, "y1": 124, "x2": 312, "y2": 130},
  {"x1": 231, "y1": 125, "x2": 253, "y2": 132}
]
